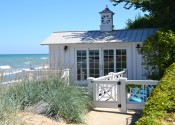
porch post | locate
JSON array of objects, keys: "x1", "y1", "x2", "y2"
[{"x1": 119, "y1": 78, "x2": 127, "y2": 113}]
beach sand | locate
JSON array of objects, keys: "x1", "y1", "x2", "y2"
[{"x1": 14, "y1": 108, "x2": 140, "y2": 125}]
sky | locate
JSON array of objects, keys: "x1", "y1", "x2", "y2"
[{"x1": 0, "y1": 0, "x2": 146, "y2": 54}]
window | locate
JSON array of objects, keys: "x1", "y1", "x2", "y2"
[
  {"x1": 116, "y1": 49, "x2": 126, "y2": 72},
  {"x1": 77, "y1": 50, "x2": 87, "y2": 80},
  {"x1": 76, "y1": 49, "x2": 127, "y2": 81},
  {"x1": 103, "y1": 49, "x2": 127, "y2": 75},
  {"x1": 89, "y1": 50, "x2": 100, "y2": 78},
  {"x1": 104, "y1": 50, "x2": 114, "y2": 75}
]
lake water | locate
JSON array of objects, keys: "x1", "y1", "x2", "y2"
[
  {"x1": 0, "y1": 54, "x2": 49, "y2": 75},
  {"x1": 0, "y1": 54, "x2": 48, "y2": 70},
  {"x1": 0, "y1": 54, "x2": 49, "y2": 83}
]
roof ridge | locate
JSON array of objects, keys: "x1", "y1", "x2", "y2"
[{"x1": 53, "y1": 28, "x2": 159, "y2": 33}]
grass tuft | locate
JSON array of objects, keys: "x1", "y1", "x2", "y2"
[{"x1": 0, "y1": 78, "x2": 92, "y2": 124}]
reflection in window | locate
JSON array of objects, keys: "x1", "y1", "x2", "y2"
[
  {"x1": 104, "y1": 50, "x2": 114, "y2": 75},
  {"x1": 77, "y1": 50, "x2": 87, "y2": 80},
  {"x1": 116, "y1": 49, "x2": 126, "y2": 72},
  {"x1": 89, "y1": 50, "x2": 99, "y2": 78}
]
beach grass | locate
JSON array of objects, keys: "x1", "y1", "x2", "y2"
[{"x1": 0, "y1": 78, "x2": 92, "y2": 125}]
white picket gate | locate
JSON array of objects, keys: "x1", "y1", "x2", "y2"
[{"x1": 87, "y1": 70, "x2": 159, "y2": 113}]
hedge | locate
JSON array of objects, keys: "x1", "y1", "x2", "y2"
[{"x1": 136, "y1": 63, "x2": 175, "y2": 125}]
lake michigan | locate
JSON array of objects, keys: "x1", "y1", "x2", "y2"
[{"x1": 0, "y1": 54, "x2": 49, "y2": 71}]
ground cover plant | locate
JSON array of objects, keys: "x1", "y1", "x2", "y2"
[
  {"x1": 136, "y1": 63, "x2": 175, "y2": 125},
  {"x1": 0, "y1": 78, "x2": 92, "y2": 125}
]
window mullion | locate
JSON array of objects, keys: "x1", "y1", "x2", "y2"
[
  {"x1": 87, "y1": 49, "x2": 89, "y2": 78},
  {"x1": 114, "y1": 49, "x2": 116, "y2": 72}
]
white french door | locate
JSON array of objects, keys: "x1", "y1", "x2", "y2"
[{"x1": 76, "y1": 49, "x2": 100, "y2": 81}]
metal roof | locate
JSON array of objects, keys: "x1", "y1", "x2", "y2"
[{"x1": 41, "y1": 28, "x2": 158, "y2": 45}]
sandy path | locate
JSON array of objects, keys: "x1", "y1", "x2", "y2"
[
  {"x1": 83, "y1": 108, "x2": 140, "y2": 125},
  {"x1": 16, "y1": 112, "x2": 66, "y2": 125},
  {"x1": 15, "y1": 108, "x2": 140, "y2": 125}
]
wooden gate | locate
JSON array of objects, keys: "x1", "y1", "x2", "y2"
[
  {"x1": 92, "y1": 80, "x2": 121, "y2": 108},
  {"x1": 87, "y1": 71, "x2": 159, "y2": 113}
]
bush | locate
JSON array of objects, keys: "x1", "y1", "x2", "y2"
[
  {"x1": 136, "y1": 63, "x2": 175, "y2": 125},
  {"x1": 0, "y1": 78, "x2": 92, "y2": 124},
  {"x1": 140, "y1": 30, "x2": 175, "y2": 80}
]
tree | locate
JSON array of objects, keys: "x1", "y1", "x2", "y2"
[
  {"x1": 140, "y1": 30, "x2": 175, "y2": 80},
  {"x1": 125, "y1": 15, "x2": 157, "y2": 29},
  {"x1": 111, "y1": 0, "x2": 175, "y2": 31}
]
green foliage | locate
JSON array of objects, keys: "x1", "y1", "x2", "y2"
[
  {"x1": 0, "y1": 79, "x2": 92, "y2": 124},
  {"x1": 111, "y1": 0, "x2": 175, "y2": 31},
  {"x1": 140, "y1": 30, "x2": 175, "y2": 79},
  {"x1": 111, "y1": 0, "x2": 151, "y2": 11},
  {"x1": 136, "y1": 63, "x2": 175, "y2": 125},
  {"x1": 126, "y1": 15, "x2": 157, "y2": 29}
]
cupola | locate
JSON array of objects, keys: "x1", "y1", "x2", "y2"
[{"x1": 99, "y1": 6, "x2": 115, "y2": 31}]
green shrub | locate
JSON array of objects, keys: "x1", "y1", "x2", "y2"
[
  {"x1": 0, "y1": 78, "x2": 92, "y2": 124},
  {"x1": 136, "y1": 63, "x2": 175, "y2": 125},
  {"x1": 140, "y1": 30, "x2": 175, "y2": 80}
]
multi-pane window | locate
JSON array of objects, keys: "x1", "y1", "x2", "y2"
[
  {"x1": 104, "y1": 50, "x2": 114, "y2": 75},
  {"x1": 89, "y1": 50, "x2": 100, "y2": 78},
  {"x1": 76, "y1": 49, "x2": 127, "y2": 81},
  {"x1": 77, "y1": 50, "x2": 87, "y2": 80},
  {"x1": 116, "y1": 49, "x2": 126, "y2": 72}
]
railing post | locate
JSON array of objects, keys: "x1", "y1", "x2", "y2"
[
  {"x1": 64, "y1": 69, "x2": 69, "y2": 85},
  {"x1": 119, "y1": 78, "x2": 127, "y2": 113},
  {"x1": 87, "y1": 77, "x2": 95, "y2": 93},
  {"x1": 29, "y1": 73, "x2": 34, "y2": 81},
  {"x1": 123, "y1": 69, "x2": 127, "y2": 78},
  {"x1": 22, "y1": 70, "x2": 26, "y2": 78},
  {"x1": 108, "y1": 72, "x2": 114, "y2": 80}
]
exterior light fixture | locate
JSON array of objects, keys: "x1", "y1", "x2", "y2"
[
  {"x1": 136, "y1": 44, "x2": 141, "y2": 49},
  {"x1": 136, "y1": 44, "x2": 142, "y2": 53},
  {"x1": 64, "y1": 46, "x2": 68, "y2": 53}
]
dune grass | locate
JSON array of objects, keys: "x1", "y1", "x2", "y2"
[{"x1": 0, "y1": 78, "x2": 92, "y2": 125}]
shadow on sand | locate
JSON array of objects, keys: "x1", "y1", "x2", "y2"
[
  {"x1": 93, "y1": 108, "x2": 141, "y2": 125},
  {"x1": 125, "y1": 110, "x2": 141, "y2": 125}
]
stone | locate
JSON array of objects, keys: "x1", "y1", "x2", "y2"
[{"x1": 25, "y1": 100, "x2": 49, "y2": 115}]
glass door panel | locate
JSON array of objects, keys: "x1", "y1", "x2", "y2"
[
  {"x1": 89, "y1": 50, "x2": 100, "y2": 78},
  {"x1": 77, "y1": 50, "x2": 87, "y2": 81},
  {"x1": 103, "y1": 50, "x2": 114, "y2": 75},
  {"x1": 116, "y1": 49, "x2": 127, "y2": 72}
]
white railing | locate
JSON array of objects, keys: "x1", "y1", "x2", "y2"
[
  {"x1": 87, "y1": 70, "x2": 159, "y2": 113},
  {"x1": 94, "y1": 70, "x2": 126, "y2": 81},
  {"x1": 87, "y1": 70, "x2": 127, "y2": 92},
  {"x1": 0, "y1": 69, "x2": 69, "y2": 85},
  {"x1": 119, "y1": 78, "x2": 159, "y2": 112}
]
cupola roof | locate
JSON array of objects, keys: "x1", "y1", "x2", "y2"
[{"x1": 99, "y1": 5, "x2": 115, "y2": 15}]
